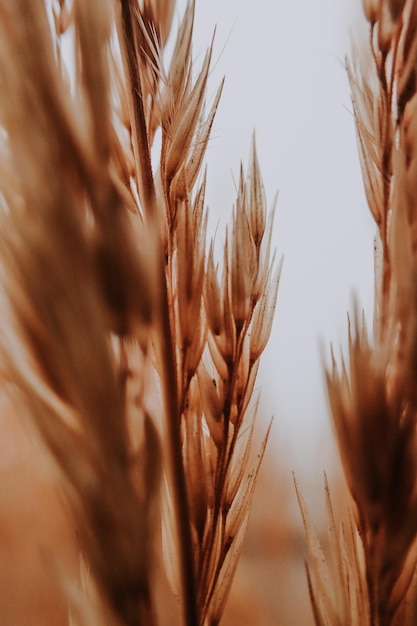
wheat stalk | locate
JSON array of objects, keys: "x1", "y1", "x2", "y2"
[
  {"x1": 0, "y1": 1, "x2": 279, "y2": 625},
  {"x1": 301, "y1": 2, "x2": 417, "y2": 625}
]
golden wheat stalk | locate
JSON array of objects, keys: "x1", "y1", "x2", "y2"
[
  {"x1": 0, "y1": 1, "x2": 279, "y2": 625},
  {"x1": 302, "y1": 2, "x2": 417, "y2": 625}
]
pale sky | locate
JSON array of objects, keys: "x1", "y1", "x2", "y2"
[{"x1": 176, "y1": 0, "x2": 375, "y2": 479}]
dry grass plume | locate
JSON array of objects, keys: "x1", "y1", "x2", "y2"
[
  {"x1": 0, "y1": 1, "x2": 279, "y2": 625},
  {"x1": 302, "y1": 2, "x2": 417, "y2": 625}
]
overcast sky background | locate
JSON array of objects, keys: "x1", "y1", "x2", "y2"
[{"x1": 174, "y1": 0, "x2": 374, "y2": 479}]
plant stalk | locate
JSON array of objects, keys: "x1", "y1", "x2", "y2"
[{"x1": 118, "y1": 3, "x2": 199, "y2": 624}]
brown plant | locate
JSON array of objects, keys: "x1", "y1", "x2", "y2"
[
  {"x1": 303, "y1": 1, "x2": 417, "y2": 625},
  {"x1": 0, "y1": 1, "x2": 279, "y2": 625}
]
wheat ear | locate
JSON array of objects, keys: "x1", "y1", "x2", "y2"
[
  {"x1": 303, "y1": 2, "x2": 417, "y2": 625},
  {"x1": 0, "y1": 1, "x2": 279, "y2": 625}
]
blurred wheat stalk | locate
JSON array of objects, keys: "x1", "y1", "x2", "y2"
[
  {"x1": 302, "y1": 1, "x2": 417, "y2": 625},
  {"x1": 0, "y1": 1, "x2": 279, "y2": 625}
]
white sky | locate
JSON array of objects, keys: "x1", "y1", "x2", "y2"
[{"x1": 175, "y1": 0, "x2": 375, "y2": 478}]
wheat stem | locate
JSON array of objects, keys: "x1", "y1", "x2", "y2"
[
  {"x1": 156, "y1": 267, "x2": 199, "y2": 626},
  {"x1": 118, "y1": 5, "x2": 199, "y2": 624}
]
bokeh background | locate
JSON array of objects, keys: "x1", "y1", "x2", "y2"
[{"x1": 178, "y1": 0, "x2": 375, "y2": 475}]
